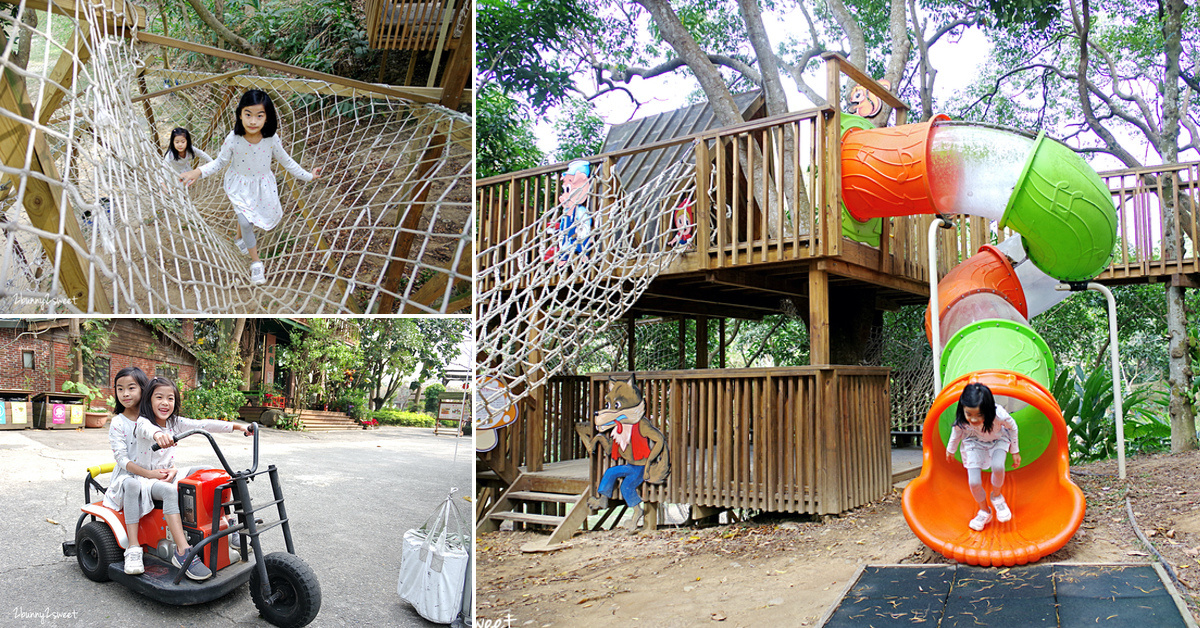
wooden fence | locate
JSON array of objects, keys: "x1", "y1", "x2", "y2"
[{"x1": 587, "y1": 366, "x2": 891, "y2": 515}]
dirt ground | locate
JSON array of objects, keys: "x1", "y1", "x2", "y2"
[{"x1": 477, "y1": 450, "x2": 1200, "y2": 627}]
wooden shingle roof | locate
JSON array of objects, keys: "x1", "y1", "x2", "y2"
[{"x1": 601, "y1": 91, "x2": 764, "y2": 193}]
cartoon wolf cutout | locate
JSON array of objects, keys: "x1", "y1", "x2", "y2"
[{"x1": 583, "y1": 373, "x2": 670, "y2": 529}]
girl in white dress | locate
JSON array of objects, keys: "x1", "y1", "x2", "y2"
[
  {"x1": 162, "y1": 127, "x2": 212, "y2": 177},
  {"x1": 945, "y1": 382, "x2": 1022, "y2": 531},
  {"x1": 179, "y1": 90, "x2": 321, "y2": 285},
  {"x1": 101, "y1": 366, "x2": 155, "y2": 575}
]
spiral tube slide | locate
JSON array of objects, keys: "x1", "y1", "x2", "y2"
[
  {"x1": 902, "y1": 371, "x2": 1085, "y2": 566},
  {"x1": 837, "y1": 117, "x2": 1116, "y2": 565}
]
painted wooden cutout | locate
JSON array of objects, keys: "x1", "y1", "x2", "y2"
[
  {"x1": 583, "y1": 373, "x2": 670, "y2": 529},
  {"x1": 848, "y1": 79, "x2": 891, "y2": 117},
  {"x1": 543, "y1": 160, "x2": 593, "y2": 266},
  {"x1": 666, "y1": 198, "x2": 695, "y2": 248}
]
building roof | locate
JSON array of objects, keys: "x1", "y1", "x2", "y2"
[{"x1": 600, "y1": 91, "x2": 764, "y2": 194}]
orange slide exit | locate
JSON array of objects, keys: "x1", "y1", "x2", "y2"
[{"x1": 901, "y1": 371, "x2": 1085, "y2": 566}]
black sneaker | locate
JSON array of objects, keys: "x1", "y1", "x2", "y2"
[{"x1": 172, "y1": 550, "x2": 212, "y2": 581}]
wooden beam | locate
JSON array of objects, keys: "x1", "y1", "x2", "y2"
[
  {"x1": 696, "y1": 316, "x2": 709, "y2": 369},
  {"x1": 704, "y1": 269, "x2": 807, "y2": 298},
  {"x1": 144, "y1": 69, "x2": 472, "y2": 109},
  {"x1": 719, "y1": 318, "x2": 726, "y2": 368},
  {"x1": 1171, "y1": 273, "x2": 1199, "y2": 289},
  {"x1": 135, "y1": 32, "x2": 440, "y2": 104},
  {"x1": 626, "y1": 317, "x2": 636, "y2": 371},
  {"x1": 808, "y1": 269, "x2": 830, "y2": 365},
  {"x1": 0, "y1": 56, "x2": 111, "y2": 312},
  {"x1": 23, "y1": 0, "x2": 145, "y2": 30},
  {"x1": 630, "y1": 298, "x2": 769, "y2": 321},
  {"x1": 37, "y1": 31, "x2": 90, "y2": 127},
  {"x1": 131, "y1": 68, "x2": 249, "y2": 103},
  {"x1": 643, "y1": 283, "x2": 783, "y2": 313}
]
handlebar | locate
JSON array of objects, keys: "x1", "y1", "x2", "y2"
[{"x1": 150, "y1": 422, "x2": 259, "y2": 476}]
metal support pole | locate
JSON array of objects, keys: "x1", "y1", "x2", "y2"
[
  {"x1": 1057, "y1": 282, "x2": 1125, "y2": 479},
  {"x1": 928, "y1": 216, "x2": 954, "y2": 394}
]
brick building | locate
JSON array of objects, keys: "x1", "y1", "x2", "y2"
[{"x1": 0, "y1": 319, "x2": 198, "y2": 406}]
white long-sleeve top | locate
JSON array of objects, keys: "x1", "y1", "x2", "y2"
[
  {"x1": 946, "y1": 405, "x2": 1020, "y2": 454},
  {"x1": 135, "y1": 416, "x2": 236, "y2": 471},
  {"x1": 100, "y1": 413, "x2": 160, "y2": 518},
  {"x1": 163, "y1": 147, "x2": 213, "y2": 175},
  {"x1": 198, "y1": 132, "x2": 313, "y2": 230}
]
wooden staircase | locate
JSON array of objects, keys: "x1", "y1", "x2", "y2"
[
  {"x1": 478, "y1": 471, "x2": 592, "y2": 547},
  {"x1": 239, "y1": 405, "x2": 361, "y2": 431}
]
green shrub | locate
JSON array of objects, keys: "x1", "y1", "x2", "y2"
[
  {"x1": 423, "y1": 383, "x2": 446, "y2": 414},
  {"x1": 367, "y1": 408, "x2": 458, "y2": 428},
  {"x1": 273, "y1": 413, "x2": 305, "y2": 431}
]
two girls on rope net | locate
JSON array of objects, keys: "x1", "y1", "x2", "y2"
[
  {"x1": 177, "y1": 89, "x2": 321, "y2": 285},
  {"x1": 102, "y1": 367, "x2": 249, "y2": 580},
  {"x1": 945, "y1": 382, "x2": 1022, "y2": 532}
]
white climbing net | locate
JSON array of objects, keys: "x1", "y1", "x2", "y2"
[
  {"x1": 476, "y1": 159, "x2": 703, "y2": 415},
  {"x1": 0, "y1": 0, "x2": 471, "y2": 313}
]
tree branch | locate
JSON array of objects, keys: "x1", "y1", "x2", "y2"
[
  {"x1": 599, "y1": 54, "x2": 762, "y2": 86},
  {"x1": 181, "y1": 0, "x2": 261, "y2": 57}
]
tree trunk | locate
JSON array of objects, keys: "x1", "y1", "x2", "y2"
[
  {"x1": 14, "y1": 10, "x2": 37, "y2": 71},
  {"x1": 181, "y1": 0, "x2": 262, "y2": 56},
  {"x1": 1166, "y1": 285, "x2": 1197, "y2": 452}
]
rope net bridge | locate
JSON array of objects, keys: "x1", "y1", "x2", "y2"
[
  {"x1": 0, "y1": 0, "x2": 471, "y2": 313},
  {"x1": 476, "y1": 159, "x2": 703, "y2": 416}
]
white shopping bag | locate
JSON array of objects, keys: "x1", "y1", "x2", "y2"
[{"x1": 399, "y1": 488, "x2": 470, "y2": 624}]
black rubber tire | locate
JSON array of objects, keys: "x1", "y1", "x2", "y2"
[
  {"x1": 249, "y1": 552, "x2": 322, "y2": 628},
  {"x1": 77, "y1": 520, "x2": 122, "y2": 582}
]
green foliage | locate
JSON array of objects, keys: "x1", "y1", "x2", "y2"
[
  {"x1": 477, "y1": 0, "x2": 593, "y2": 112},
  {"x1": 278, "y1": 319, "x2": 360, "y2": 410},
  {"x1": 477, "y1": 84, "x2": 544, "y2": 178},
  {"x1": 554, "y1": 97, "x2": 606, "y2": 162},
  {"x1": 185, "y1": 321, "x2": 246, "y2": 421},
  {"x1": 1052, "y1": 365, "x2": 1167, "y2": 463},
  {"x1": 62, "y1": 380, "x2": 105, "y2": 410},
  {"x1": 366, "y1": 407, "x2": 454, "y2": 428},
  {"x1": 423, "y1": 383, "x2": 446, "y2": 414},
  {"x1": 236, "y1": 0, "x2": 371, "y2": 73},
  {"x1": 273, "y1": 412, "x2": 305, "y2": 431},
  {"x1": 336, "y1": 387, "x2": 370, "y2": 420}
]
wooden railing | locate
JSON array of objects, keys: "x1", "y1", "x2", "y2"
[
  {"x1": 587, "y1": 367, "x2": 891, "y2": 515},
  {"x1": 1098, "y1": 161, "x2": 1200, "y2": 281}
]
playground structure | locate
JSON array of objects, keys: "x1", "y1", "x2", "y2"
[
  {"x1": 0, "y1": 0, "x2": 471, "y2": 313},
  {"x1": 476, "y1": 54, "x2": 1200, "y2": 550}
]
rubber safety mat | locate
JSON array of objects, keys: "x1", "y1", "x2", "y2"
[{"x1": 821, "y1": 563, "x2": 1193, "y2": 627}]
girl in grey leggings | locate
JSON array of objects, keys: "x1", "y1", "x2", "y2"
[{"x1": 945, "y1": 383, "x2": 1022, "y2": 532}]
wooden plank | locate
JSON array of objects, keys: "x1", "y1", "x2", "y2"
[
  {"x1": 145, "y1": 69, "x2": 468, "y2": 109},
  {"x1": 808, "y1": 268, "x2": 830, "y2": 365},
  {"x1": 131, "y1": 68, "x2": 249, "y2": 103},
  {"x1": 492, "y1": 511, "x2": 564, "y2": 526},
  {"x1": 545, "y1": 491, "x2": 591, "y2": 546},
  {"x1": 23, "y1": 0, "x2": 145, "y2": 30}
]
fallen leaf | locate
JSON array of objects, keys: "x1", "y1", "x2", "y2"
[
  {"x1": 710, "y1": 612, "x2": 726, "y2": 621},
  {"x1": 1126, "y1": 551, "x2": 1149, "y2": 556},
  {"x1": 46, "y1": 518, "x2": 58, "y2": 525}
]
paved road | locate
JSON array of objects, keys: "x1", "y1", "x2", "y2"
[{"x1": 0, "y1": 425, "x2": 473, "y2": 627}]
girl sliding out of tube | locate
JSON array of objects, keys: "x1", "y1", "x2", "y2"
[{"x1": 945, "y1": 382, "x2": 1021, "y2": 531}]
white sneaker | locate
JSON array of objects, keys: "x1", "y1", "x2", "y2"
[
  {"x1": 250, "y1": 261, "x2": 265, "y2": 285},
  {"x1": 124, "y1": 547, "x2": 144, "y2": 575},
  {"x1": 235, "y1": 238, "x2": 248, "y2": 254},
  {"x1": 992, "y1": 495, "x2": 1012, "y2": 522},
  {"x1": 968, "y1": 509, "x2": 993, "y2": 531}
]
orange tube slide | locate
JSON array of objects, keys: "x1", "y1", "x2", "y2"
[
  {"x1": 901, "y1": 370, "x2": 1085, "y2": 566},
  {"x1": 922, "y1": 245, "x2": 1028, "y2": 343},
  {"x1": 840, "y1": 115, "x2": 949, "y2": 222}
]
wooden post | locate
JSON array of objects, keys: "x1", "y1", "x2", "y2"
[
  {"x1": 696, "y1": 316, "x2": 709, "y2": 368},
  {"x1": 0, "y1": 49, "x2": 111, "y2": 312},
  {"x1": 694, "y1": 139, "x2": 711, "y2": 261},
  {"x1": 435, "y1": 1, "x2": 471, "y2": 111},
  {"x1": 809, "y1": 268, "x2": 830, "y2": 365}
]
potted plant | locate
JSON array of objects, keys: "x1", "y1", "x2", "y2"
[{"x1": 63, "y1": 381, "x2": 109, "y2": 428}]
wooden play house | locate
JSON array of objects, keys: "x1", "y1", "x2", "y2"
[{"x1": 476, "y1": 54, "x2": 1200, "y2": 542}]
